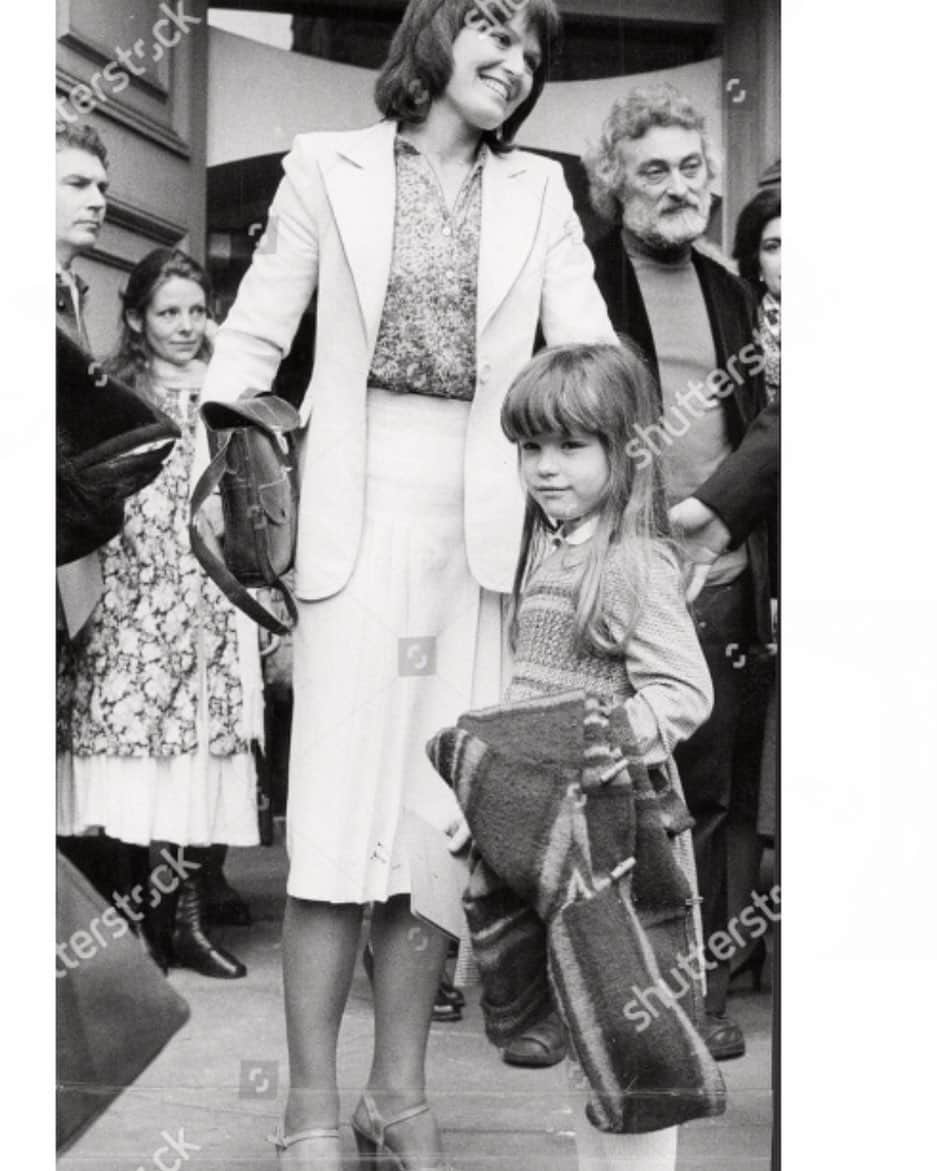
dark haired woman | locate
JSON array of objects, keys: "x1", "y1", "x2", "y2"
[
  {"x1": 730, "y1": 188, "x2": 781, "y2": 993},
  {"x1": 62, "y1": 248, "x2": 263, "y2": 979},
  {"x1": 203, "y1": 0, "x2": 615, "y2": 1164},
  {"x1": 733, "y1": 187, "x2": 781, "y2": 403}
]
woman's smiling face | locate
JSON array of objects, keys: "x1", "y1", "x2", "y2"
[{"x1": 439, "y1": 11, "x2": 542, "y2": 133}]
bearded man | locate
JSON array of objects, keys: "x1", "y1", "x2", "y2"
[{"x1": 584, "y1": 84, "x2": 774, "y2": 1061}]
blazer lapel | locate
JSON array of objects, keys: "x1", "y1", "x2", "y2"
[
  {"x1": 477, "y1": 151, "x2": 546, "y2": 336},
  {"x1": 320, "y1": 120, "x2": 397, "y2": 353}
]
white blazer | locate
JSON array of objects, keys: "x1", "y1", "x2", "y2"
[{"x1": 202, "y1": 119, "x2": 616, "y2": 598}]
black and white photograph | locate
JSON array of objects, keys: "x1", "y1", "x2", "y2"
[{"x1": 49, "y1": 1, "x2": 785, "y2": 1167}]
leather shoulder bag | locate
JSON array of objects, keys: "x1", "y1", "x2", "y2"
[{"x1": 189, "y1": 393, "x2": 300, "y2": 635}]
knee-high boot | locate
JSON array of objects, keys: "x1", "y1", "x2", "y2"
[
  {"x1": 171, "y1": 845, "x2": 247, "y2": 979},
  {"x1": 142, "y1": 841, "x2": 183, "y2": 973},
  {"x1": 203, "y1": 843, "x2": 251, "y2": 926}
]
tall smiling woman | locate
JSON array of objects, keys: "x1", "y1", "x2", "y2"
[{"x1": 201, "y1": 1, "x2": 615, "y2": 1165}]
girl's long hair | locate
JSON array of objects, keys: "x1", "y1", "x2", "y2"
[
  {"x1": 106, "y1": 248, "x2": 213, "y2": 389},
  {"x1": 501, "y1": 341, "x2": 672, "y2": 656}
]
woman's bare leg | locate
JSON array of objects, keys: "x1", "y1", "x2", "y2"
[
  {"x1": 282, "y1": 896, "x2": 364, "y2": 1133},
  {"x1": 363, "y1": 894, "x2": 449, "y2": 1158}
]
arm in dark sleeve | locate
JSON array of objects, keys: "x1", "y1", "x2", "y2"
[{"x1": 693, "y1": 400, "x2": 779, "y2": 544}]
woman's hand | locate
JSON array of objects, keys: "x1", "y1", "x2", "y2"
[
  {"x1": 192, "y1": 492, "x2": 225, "y2": 562},
  {"x1": 445, "y1": 813, "x2": 472, "y2": 854},
  {"x1": 202, "y1": 491, "x2": 224, "y2": 538}
]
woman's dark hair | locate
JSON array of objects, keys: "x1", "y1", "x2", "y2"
[
  {"x1": 732, "y1": 186, "x2": 781, "y2": 289},
  {"x1": 375, "y1": 0, "x2": 562, "y2": 154},
  {"x1": 107, "y1": 248, "x2": 213, "y2": 383}
]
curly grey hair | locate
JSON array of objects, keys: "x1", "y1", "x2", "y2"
[{"x1": 583, "y1": 83, "x2": 720, "y2": 224}]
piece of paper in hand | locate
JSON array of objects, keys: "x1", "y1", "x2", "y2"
[{"x1": 398, "y1": 810, "x2": 470, "y2": 941}]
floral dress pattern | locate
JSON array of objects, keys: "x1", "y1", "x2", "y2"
[{"x1": 70, "y1": 361, "x2": 248, "y2": 758}]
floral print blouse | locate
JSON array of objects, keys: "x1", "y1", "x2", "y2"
[
  {"x1": 69, "y1": 359, "x2": 248, "y2": 758},
  {"x1": 367, "y1": 136, "x2": 486, "y2": 401}
]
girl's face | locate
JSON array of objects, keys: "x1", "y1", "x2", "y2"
[
  {"x1": 758, "y1": 215, "x2": 781, "y2": 298},
  {"x1": 440, "y1": 12, "x2": 541, "y2": 134},
  {"x1": 130, "y1": 275, "x2": 207, "y2": 367},
  {"x1": 519, "y1": 431, "x2": 610, "y2": 523}
]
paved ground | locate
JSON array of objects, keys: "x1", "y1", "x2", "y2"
[{"x1": 58, "y1": 834, "x2": 773, "y2": 1170}]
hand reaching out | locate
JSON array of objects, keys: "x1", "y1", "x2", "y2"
[{"x1": 669, "y1": 497, "x2": 732, "y2": 602}]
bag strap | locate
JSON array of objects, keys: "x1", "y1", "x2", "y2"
[{"x1": 188, "y1": 435, "x2": 297, "y2": 636}]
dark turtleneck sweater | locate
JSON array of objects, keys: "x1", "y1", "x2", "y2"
[{"x1": 624, "y1": 233, "x2": 747, "y2": 585}]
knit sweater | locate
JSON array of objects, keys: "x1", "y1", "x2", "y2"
[{"x1": 507, "y1": 540, "x2": 713, "y2": 764}]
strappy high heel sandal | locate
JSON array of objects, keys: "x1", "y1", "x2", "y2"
[
  {"x1": 267, "y1": 1123, "x2": 342, "y2": 1167},
  {"x1": 351, "y1": 1092, "x2": 456, "y2": 1170}
]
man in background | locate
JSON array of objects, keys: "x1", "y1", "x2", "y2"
[
  {"x1": 56, "y1": 121, "x2": 111, "y2": 892},
  {"x1": 56, "y1": 123, "x2": 109, "y2": 349},
  {"x1": 56, "y1": 121, "x2": 110, "y2": 638},
  {"x1": 584, "y1": 84, "x2": 774, "y2": 1060}
]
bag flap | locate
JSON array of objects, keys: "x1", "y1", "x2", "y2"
[{"x1": 201, "y1": 393, "x2": 300, "y2": 439}]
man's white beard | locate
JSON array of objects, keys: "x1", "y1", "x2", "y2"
[{"x1": 622, "y1": 190, "x2": 713, "y2": 251}]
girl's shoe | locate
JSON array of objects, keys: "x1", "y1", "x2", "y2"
[
  {"x1": 268, "y1": 1123, "x2": 341, "y2": 1167},
  {"x1": 700, "y1": 1011, "x2": 746, "y2": 1061},
  {"x1": 351, "y1": 1092, "x2": 455, "y2": 1170},
  {"x1": 501, "y1": 1011, "x2": 567, "y2": 1067}
]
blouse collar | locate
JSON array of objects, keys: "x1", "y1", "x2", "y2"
[
  {"x1": 549, "y1": 515, "x2": 599, "y2": 548},
  {"x1": 395, "y1": 133, "x2": 489, "y2": 178}
]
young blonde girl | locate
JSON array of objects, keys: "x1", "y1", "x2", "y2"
[{"x1": 499, "y1": 342, "x2": 714, "y2": 1171}]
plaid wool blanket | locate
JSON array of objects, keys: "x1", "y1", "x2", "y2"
[{"x1": 427, "y1": 690, "x2": 726, "y2": 1133}]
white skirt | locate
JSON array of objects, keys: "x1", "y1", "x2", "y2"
[
  {"x1": 57, "y1": 612, "x2": 263, "y2": 848},
  {"x1": 286, "y1": 389, "x2": 510, "y2": 903}
]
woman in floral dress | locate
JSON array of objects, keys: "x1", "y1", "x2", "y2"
[{"x1": 62, "y1": 248, "x2": 263, "y2": 978}]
